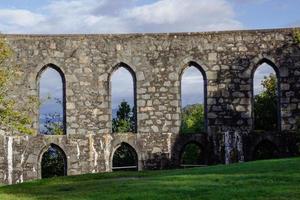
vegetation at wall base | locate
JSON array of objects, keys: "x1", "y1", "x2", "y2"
[{"x1": 1, "y1": 157, "x2": 300, "y2": 200}]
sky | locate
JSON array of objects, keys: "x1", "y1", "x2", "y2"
[
  {"x1": 0, "y1": 0, "x2": 299, "y2": 34},
  {"x1": 253, "y1": 63, "x2": 275, "y2": 95},
  {"x1": 1, "y1": 0, "x2": 294, "y2": 130},
  {"x1": 181, "y1": 66, "x2": 204, "y2": 107},
  {"x1": 111, "y1": 67, "x2": 134, "y2": 110},
  {"x1": 39, "y1": 68, "x2": 63, "y2": 132}
]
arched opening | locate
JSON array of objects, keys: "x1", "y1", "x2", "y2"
[
  {"x1": 41, "y1": 144, "x2": 67, "y2": 179},
  {"x1": 111, "y1": 64, "x2": 137, "y2": 133},
  {"x1": 180, "y1": 142, "x2": 205, "y2": 167},
  {"x1": 252, "y1": 60, "x2": 280, "y2": 131},
  {"x1": 112, "y1": 143, "x2": 138, "y2": 171},
  {"x1": 180, "y1": 62, "x2": 207, "y2": 134},
  {"x1": 38, "y1": 64, "x2": 66, "y2": 135},
  {"x1": 253, "y1": 140, "x2": 279, "y2": 160}
]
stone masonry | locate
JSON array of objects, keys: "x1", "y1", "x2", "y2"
[{"x1": 0, "y1": 28, "x2": 300, "y2": 184}]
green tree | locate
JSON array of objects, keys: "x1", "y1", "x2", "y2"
[
  {"x1": 254, "y1": 74, "x2": 278, "y2": 131},
  {"x1": 0, "y1": 37, "x2": 35, "y2": 135},
  {"x1": 180, "y1": 104, "x2": 205, "y2": 134},
  {"x1": 112, "y1": 100, "x2": 135, "y2": 133}
]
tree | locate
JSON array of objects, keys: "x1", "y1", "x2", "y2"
[
  {"x1": 41, "y1": 145, "x2": 66, "y2": 178},
  {"x1": 112, "y1": 100, "x2": 135, "y2": 133},
  {"x1": 180, "y1": 104, "x2": 205, "y2": 134},
  {"x1": 41, "y1": 98, "x2": 64, "y2": 135},
  {"x1": 254, "y1": 74, "x2": 278, "y2": 131},
  {"x1": 0, "y1": 37, "x2": 35, "y2": 135}
]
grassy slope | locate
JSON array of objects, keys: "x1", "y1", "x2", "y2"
[{"x1": 0, "y1": 158, "x2": 300, "y2": 200}]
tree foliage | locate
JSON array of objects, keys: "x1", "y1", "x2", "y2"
[
  {"x1": 41, "y1": 145, "x2": 66, "y2": 178},
  {"x1": 40, "y1": 98, "x2": 64, "y2": 135},
  {"x1": 112, "y1": 100, "x2": 135, "y2": 133},
  {"x1": 180, "y1": 104, "x2": 205, "y2": 134},
  {"x1": 293, "y1": 29, "x2": 300, "y2": 44},
  {"x1": 254, "y1": 74, "x2": 278, "y2": 131},
  {"x1": 0, "y1": 37, "x2": 35, "y2": 135}
]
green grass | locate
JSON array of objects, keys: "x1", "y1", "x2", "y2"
[{"x1": 1, "y1": 158, "x2": 300, "y2": 200}]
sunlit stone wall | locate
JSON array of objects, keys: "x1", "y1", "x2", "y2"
[{"x1": 0, "y1": 28, "x2": 299, "y2": 184}]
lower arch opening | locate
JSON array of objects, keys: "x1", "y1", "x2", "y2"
[
  {"x1": 41, "y1": 144, "x2": 67, "y2": 178},
  {"x1": 112, "y1": 143, "x2": 138, "y2": 171}
]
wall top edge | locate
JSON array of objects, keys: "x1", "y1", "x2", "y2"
[{"x1": 1, "y1": 27, "x2": 299, "y2": 39}]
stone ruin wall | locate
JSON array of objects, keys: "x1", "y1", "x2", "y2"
[{"x1": 0, "y1": 28, "x2": 299, "y2": 184}]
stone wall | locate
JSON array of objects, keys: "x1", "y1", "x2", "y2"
[{"x1": 0, "y1": 28, "x2": 300, "y2": 184}]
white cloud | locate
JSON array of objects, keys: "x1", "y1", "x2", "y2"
[
  {"x1": 0, "y1": 9, "x2": 45, "y2": 33},
  {"x1": 232, "y1": 0, "x2": 270, "y2": 4},
  {"x1": 128, "y1": 0, "x2": 241, "y2": 32},
  {"x1": 0, "y1": 0, "x2": 242, "y2": 34}
]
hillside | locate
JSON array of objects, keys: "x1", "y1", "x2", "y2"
[{"x1": 0, "y1": 158, "x2": 300, "y2": 200}]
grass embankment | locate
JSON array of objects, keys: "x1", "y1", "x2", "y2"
[{"x1": 0, "y1": 158, "x2": 300, "y2": 200}]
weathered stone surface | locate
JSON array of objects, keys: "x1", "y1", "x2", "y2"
[{"x1": 0, "y1": 28, "x2": 299, "y2": 184}]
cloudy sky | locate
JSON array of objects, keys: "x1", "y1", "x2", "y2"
[
  {"x1": 1, "y1": 0, "x2": 296, "y2": 129},
  {"x1": 0, "y1": 0, "x2": 299, "y2": 34}
]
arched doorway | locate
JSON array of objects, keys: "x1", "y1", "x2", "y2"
[
  {"x1": 41, "y1": 144, "x2": 67, "y2": 178},
  {"x1": 112, "y1": 143, "x2": 138, "y2": 171},
  {"x1": 253, "y1": 140, "x2": 279, "y2": 160},
  {"x1": 180, "y1": 142, "x2": 205, "y2": 167}
]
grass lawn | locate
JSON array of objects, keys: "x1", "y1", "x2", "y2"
[{"x1": 0, "y1": 158, "x2": 300, "y2": 200}]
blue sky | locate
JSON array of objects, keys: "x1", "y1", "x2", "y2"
[{"x1": 0, "y1": 0, "x2": 299, "y2": 33}]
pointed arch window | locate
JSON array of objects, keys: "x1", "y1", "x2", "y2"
[
  {"x1": 252, "y1": 60, "x2": 280, "y2": 131},
  {"x1": 180, "y1": 62, "x2": 207, "y2": 134},
  {"x1": 38, "y1": 65, "x2": 66, "y2": 135},
  {"x1": 111, "y1": 64, "x2": 137, "y2": 133}
]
